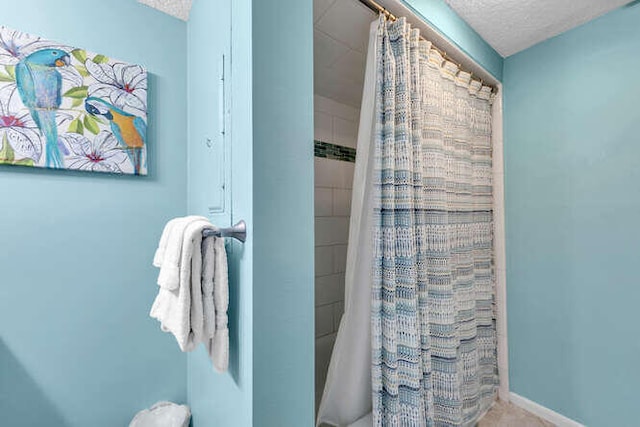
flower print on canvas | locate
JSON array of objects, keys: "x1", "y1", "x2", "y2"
[
  {"x1": 0, "y1": 25, "x2": 148, "y2": 175},
  {"x1": 62, "y1": 131, "x2": 129, "y2": 173}
]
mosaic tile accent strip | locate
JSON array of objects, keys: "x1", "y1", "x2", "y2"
[{"x1": 314, "y1": 141, "x2": 356, "y2": 163}]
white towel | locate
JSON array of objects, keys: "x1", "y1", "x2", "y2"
[
  {"x1": 151, "y1": 217, "x2": 229, "y2": 371},
  {"x1": 185, "y1": 220, "x2": 207, "y2": 351},
  {"x1": 208, "y1": 236, "x2": 229, "y2": 372},
  {"x1": 201, "y1": 236, "x2": 216, "y2": 343},
  {"x1": 150, "y1": 218, "x2": 211, "y2": 351},
  {"x1": 153, "y1": 218, "x2": 182, "y2": 268},
  {"x1": 152, "y1": 220, "x2": 172, "y2": 268},
  {"x1": 155, "y1": 216, "x2": 207, "y2": 290}
]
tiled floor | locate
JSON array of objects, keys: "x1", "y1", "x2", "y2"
[
  {"x1": 478, "y1": 400, "x2": 555, "y2": 427},
  {"x1": 319, "y1": 400, "x2": 554, "y2": 427}
]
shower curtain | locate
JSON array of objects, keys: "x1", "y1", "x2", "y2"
[{"x1": 318, "y1": 16, "x2": 498, "y2": 427}]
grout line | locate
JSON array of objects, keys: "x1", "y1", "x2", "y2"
[
  {"x1": 313, "y1": 0, "x2": 337, "y2": 24},
  {"x1": 316, "y1": 302, "x2": 338, "y2": 309}
]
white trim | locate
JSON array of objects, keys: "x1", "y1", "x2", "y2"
[
  {"x1": 491, "y1": 86, "x2": 509, "y2": 401},
  {"x1": 510, "y1": 393, "x2": 586, "y2": 427}
]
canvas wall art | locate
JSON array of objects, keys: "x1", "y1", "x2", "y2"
[{"x1": 0, "y1": 26, "x2": 148, "y2": 175}]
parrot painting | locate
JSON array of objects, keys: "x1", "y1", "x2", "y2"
[
  {"x1": 84, "y1": 97, "x2": 146, "y2": 175},
  {"x1": 15, "y1": 48, "x2": 70, "y2": 168}
]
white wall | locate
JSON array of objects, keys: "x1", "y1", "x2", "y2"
[
  {"x1": 314, "y1": 95, "x2": 359, "y2": 408},
  {"x1": 314, "y1": 95, "x2": 359, "y2": 149}
]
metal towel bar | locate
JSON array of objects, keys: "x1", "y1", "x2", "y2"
[{"x1": 202, "y1": 220, "x2": 247, "y2": 243}]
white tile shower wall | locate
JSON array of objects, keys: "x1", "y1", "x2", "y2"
[
  {"x1": 314, "y1": 95, "x2": 359, "y2": 147},
  {"x1": 314, "y1": 94, "x2": 359, "y2": 407}
]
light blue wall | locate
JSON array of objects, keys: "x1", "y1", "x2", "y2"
[
  {"x1": 0, "y1": 1, "x2": 498, "y2": 426},
  {"x1": 186, "y1": 0, "x2": 254, "y2": 425},
  {"x1": 504, "y1": 3, "x2": 640, "y2": 425},
  {"x1": 401, "y1": 0, "x2": 503, "y2": 80},
  {"x1": 252, "y1": 0, "x2": 315, "y2": 425},
  {"x1": 0, "y1": 2, "x2": 188, "y2": 426}
]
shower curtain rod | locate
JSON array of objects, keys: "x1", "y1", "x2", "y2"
[{"x1": 357, "y1": 0, "x2": 494, "y2": 90}]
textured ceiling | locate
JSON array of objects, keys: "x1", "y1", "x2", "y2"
[
  {"x1": 446, "y1": 0, "x2": 633, "y2": 57},
  {"x1": 138, "y1": 0, "x2": 192, "y2": 21},
  {"x1": 143, "y1": 0, "x2": 631, "y2": 103},
  {"x1": 314, "y1": 0, "x2": 372, "y2": 107}
]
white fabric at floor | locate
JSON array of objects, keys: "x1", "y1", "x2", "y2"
[{"x1": 316, "y1": 20, "x2": 379, "y2": 427}]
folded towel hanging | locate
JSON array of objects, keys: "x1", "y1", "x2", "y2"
[
  {"x1": 155, "y1": 216, "x2": 208, "y2": 290},
  {"x1": 151, "y1": 218, "x2": 211, "y2": 351},
  {"x1": 150, "y1": 217, "x2": 243, "y2": 372},
  {"x1": 202, "y1": 235, "x2": 229, "y2": 372}
]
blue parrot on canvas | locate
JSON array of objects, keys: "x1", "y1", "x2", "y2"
[
  {"x1": 15, "y1": 48, "x2": 70, "y2": 168},
  {"x1": 85, "y1": 97, "x2": 147, "y2": 175}
]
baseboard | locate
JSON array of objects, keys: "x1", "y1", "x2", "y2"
[{"x1": 509, "y1": 392, "x2": 585, "y2": 427}]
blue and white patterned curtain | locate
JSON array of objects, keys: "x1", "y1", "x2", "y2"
[{"x1": 371, "y1": 16, "x2": 498, "y2": 426}]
